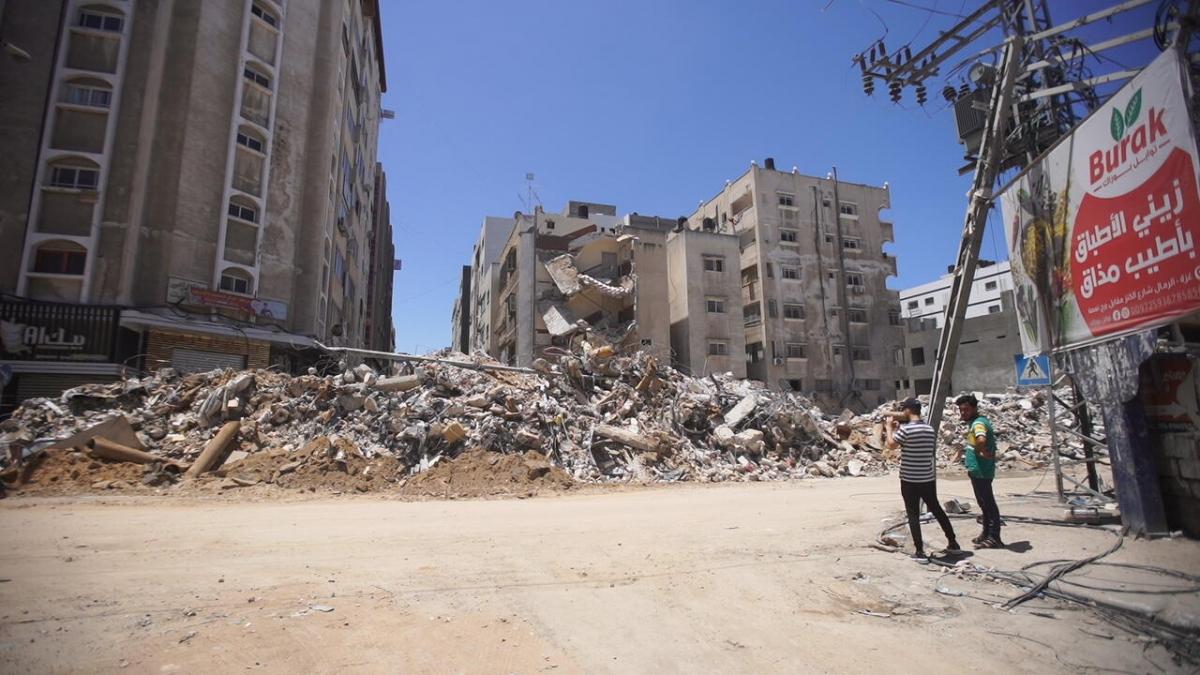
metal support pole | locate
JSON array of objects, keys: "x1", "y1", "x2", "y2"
[
  {"x1": 1048, "y1": 369, "x2": 1064, "y2": 502},
  {"x1": 927, "y1": 36, "x2": 1024, "y2": 432}
]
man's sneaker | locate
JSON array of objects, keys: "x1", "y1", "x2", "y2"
[
  {"x1": 945, "y1": 539, "x2": 961, "y2": 552},
  {"x1": 976, "y1": 537, "x2": 1005, "y2": 549},
  {"x1": 972, "y1": 533, "x2": 987, "y2": 545},
  {"x1": 910, "y1": 550, "x2": 929, "y2": 563}
]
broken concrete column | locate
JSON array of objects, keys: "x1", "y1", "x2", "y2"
[
  {"x1": 374, "y1": 374, "x2": 422, "y2": 392},
  {"x1": 185, "y1": 422, "x2": 242, "y2": 478},
  {"x1": 87, "y1": 437, "x2": 179, "y2": 467},
  {"x1": 594, "y1": 424, "x2": 659, "y2": 452},
  {"x1": 723, "y1": 395, "x2": 757, "y2": 427}
]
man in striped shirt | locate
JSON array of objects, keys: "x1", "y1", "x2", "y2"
[{"x1": 886, "y1": 398, "x2": 960, "y2": 560}]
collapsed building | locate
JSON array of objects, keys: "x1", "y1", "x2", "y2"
[
  {"x1": 459, "y1": 160, "x2": 906, "y2": 413},
  {"x1": 468, "y1": 202, "x2": 748, "y2": 381}
]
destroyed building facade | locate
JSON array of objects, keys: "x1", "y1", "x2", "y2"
[
  {"x1": 898, "y1": 260, "x2": 1024, "y2": 395},
  {"x1": 459, "y1": 203, "x2": 747, "y2": 378},
  {"x1": 0, "y1": 0, "x2": 393, "y2": 405},
  {"x1": 689, "y1": 160, "x2": 905, "y2": 408},
  {"x1": 490, "y1": 201, "x2": 669, "y2": 366}
]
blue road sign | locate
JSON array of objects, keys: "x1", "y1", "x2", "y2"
[{"x1": 1014, "y1": 353, "x2": 1052, "y2": 387}]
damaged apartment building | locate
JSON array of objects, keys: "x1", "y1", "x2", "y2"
[
  {"x1": 454, "y1": 161, "x2": 903, "y2": 410},
  {"x1": 688, "y1": 159, "x2": 904, "y2": 408},
  {"x1": 457, "y1": 202, "x2": 746, "y2": 380}
]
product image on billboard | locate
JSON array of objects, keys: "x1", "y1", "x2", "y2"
[{"x1": 1000, "y1": 49, "x2": 1200, "y2": 355}]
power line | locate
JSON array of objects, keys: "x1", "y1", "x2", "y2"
[{"x1": 881, "y1": 0, "x2": 968, "y2": 18}]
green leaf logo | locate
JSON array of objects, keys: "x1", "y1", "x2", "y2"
[
  {"x1": 1124, "y1": 89, "x2": 1142, "y2": 127},
  {"x1": 1111, "y1": 107, "x2": 1125, "y2": 141}
]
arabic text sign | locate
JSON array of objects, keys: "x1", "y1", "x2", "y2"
[
  {"x1": 1000, "y1": 49, "x2": 1200, "y2": 354},
  {"x1": 0, "y1": 301, "x2": 119, "y2": 362}
]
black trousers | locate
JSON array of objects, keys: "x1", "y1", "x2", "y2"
[
  {"x1": 900, "y1": 480, "x2": 956, "y2": 551},
  {"x1": 970, "y1": 477, "x2": 1002, "y2": 539}
]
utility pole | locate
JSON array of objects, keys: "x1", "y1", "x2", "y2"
[
  {"x1": 853, "y1": 0, "x2": 1180, "y2": 429},
  {"x1": 853, "y1": 1, "x2": 1191, "y2": 519}
]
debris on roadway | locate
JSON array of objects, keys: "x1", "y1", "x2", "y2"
[{"x1": 0, "y1": 343, "x2": 1099, "y2": 496}]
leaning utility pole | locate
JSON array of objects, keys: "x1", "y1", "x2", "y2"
[
  {"x1": 926, "y1": 36, "x2": 1022, "y2": 430},
  {"x1": 853, "y1": 0, "x2": 1182, "y2": 430}
]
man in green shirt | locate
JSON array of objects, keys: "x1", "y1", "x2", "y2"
[{"x1": 953, "y1": 394, "x2": 1004, "y2": 549}]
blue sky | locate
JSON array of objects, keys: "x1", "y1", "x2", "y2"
[{"x1": 375, "y1": 0, "x2": 1156, "y2": 354}]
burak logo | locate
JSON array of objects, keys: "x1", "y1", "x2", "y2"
[{"x1": 1089, "y1": 89, "x2": 1169, "y2": 185}]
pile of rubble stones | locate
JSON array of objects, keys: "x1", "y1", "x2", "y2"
[{"x1": 0, "y1": 344, "x2": 1095, "y2": 494}]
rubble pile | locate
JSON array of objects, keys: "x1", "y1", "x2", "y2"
[
  {"x1": 834, "y1": 388, "x2": 1100, "y2": 473},
  {"x1": 0, "y1": 345, "x2": 1084, "y2": 495}
]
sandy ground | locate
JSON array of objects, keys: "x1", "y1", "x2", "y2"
[{"x1": 1, "y1": 473, "x2": 1197, "y2": 674}]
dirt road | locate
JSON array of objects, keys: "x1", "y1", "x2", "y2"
[{"x1": 1, "y1": 474, "x2": 1196, "y2": 674}]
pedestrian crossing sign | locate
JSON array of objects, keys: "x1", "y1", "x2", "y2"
[{"x1": 1014, "y1": 353, "x2": 1051, "y2": 387}]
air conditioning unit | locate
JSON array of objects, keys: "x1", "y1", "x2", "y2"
[{"x1": 772, "y1": 357, "x2": 785, "y2": 366}]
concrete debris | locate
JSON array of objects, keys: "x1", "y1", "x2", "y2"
[{"x1": 0, "y1": 345, "x2": 1094, "y2": 494}]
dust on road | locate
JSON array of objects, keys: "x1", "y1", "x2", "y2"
[{"x1": 1, "y1": 474, "x2": 1196, "y2": 674}]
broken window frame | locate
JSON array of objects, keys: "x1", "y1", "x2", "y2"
[{"x1": 702, "y1": 255, "x2": 725, "y2": 273}]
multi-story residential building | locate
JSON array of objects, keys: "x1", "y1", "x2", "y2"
[
  {"x1": 0, "y1": 0, "x2": 390, "y2": 403},
  {"x1": 898, "y1": 260, "x2": 1023, "y2": 395},
  {"x1": 467, "y1": 216, "x2": 514, "y2": 356},
  {"x1": 365, "y1": 163, "x2": 396, "y2": 354},
  {"x1": 450, "y1": 265, "x2": 471, "y2": 353},
  {"x1": 646, "y1": 217, "x2": 747, "y2": 378},
  {"x1": 689, "y1": 159, "x2": 904, "y2": 408},
  {"x1": 457, "y1": 202, "x2": 748, "y2": 378},
  {"x1": 900, "y1": 260, "x2": 1015, "y2": 327}
]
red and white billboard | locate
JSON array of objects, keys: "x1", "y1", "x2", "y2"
[{"x1": 1001, "y1": 48, "x2": 1200, "y2": 354}]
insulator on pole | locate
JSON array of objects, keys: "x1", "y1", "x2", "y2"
[{"x1": 915, "y1": 83, "x2": 928, "y2": 106}]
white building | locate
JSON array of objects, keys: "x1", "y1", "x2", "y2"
[{"x1": 899, "y1": 260, "x2": 1014, "y2": 328}]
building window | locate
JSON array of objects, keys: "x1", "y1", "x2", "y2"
[
  {"x1": 906, "y1": 300, "x2": 918, "y2": 310},
  {"x1": 707, "y1": 341, "x2": 729, "y2": 356},
  {"x1": 814, "y1": 379, "x2": 833, "y2": 392},
  {"x1": 250, "y1": 2, "x2": 279, "y2": 27},
  {"x1": 786, "y1": 342, "x2": 806, "y2": 359},
  {"x1": 781, "y1": 266, "x2": 799, "y2": 280},
  {"x1": 888, "y1": 309, "x2": 901, "y2": 325},
  {"x1": 60, "y1": 82, "x2": 112, "y2": 108},
  {"x1": 228, "y1": 201, "x2": 258, "y2": 223},
  {"x1": 855, "y1": 378, "x2": 881, "y2": 391},
  {"x1": 48, "y1": 164, "x2": 99, "y2": 190},
  {"x1": 236, "y1": 131, "x2": 265, "y2": 153},
  {"x1": 788, "y1": 379, "x2": 803, "y2": 391},
  {"x1": 924, "y1": 297, "x2": 935, "y2": 306},
  {"x1": 784, "y1": 303, "x2": 804, "y2": 320},
  {"x1": 839, "y1": 202, "x2": 858, "y2": 217},
  {"x1": 219, "y1": 268, "x2": 252, "y2": 295},
  {"x1": 777, "y1": 193, "x2": 794, "y2": 207},
  {"x1": 78, "y1": 9, "x2": 123, "y2": 32},
  {"x1": 846, "y1": 272, "x2": 864, "y2": 288},
  {"x1": 894, "y1": 348, "x2": 905, "y2": 366},
  {"x1": 243, "y1": 66, "x2": 271, "y2": 89},
  {"x1": 851, "y1": 347, "x2": 871, "y2": 361},
  {"x1": 985, "y1": 280, "x2": 998, "y2": 291},
  {"x1": 706, "y1": 297, "x2": 725, "y2": 313},
  {"x1": 988, "y1": 304, "x2": 1001, "y2": 314},
  {"x1": 842, "y1": 238, "x2": 861, "y2": 250},
  {"x1": 847, "y1": 308, "x2": 867, "y2": 323},
  {"x1": 779, "y1": 229, "x2": 798, "y2": 243},
  {"x1": 32, "y1": 242, "x2": 86, "y2": 275},
  {"x1": 911, "y1": 347, "x2": 926, "y2": 366},
  {"x1": 702, "y1": 255, "x2": 724, "y2": 273}
]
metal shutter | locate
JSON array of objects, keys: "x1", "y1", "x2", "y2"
[
  {"x1": 170, "y1": 347, "x2": 246, "y2": 374},
  {"x1": 16, "y1": 374, "x2": 117, "y2": 402}
]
